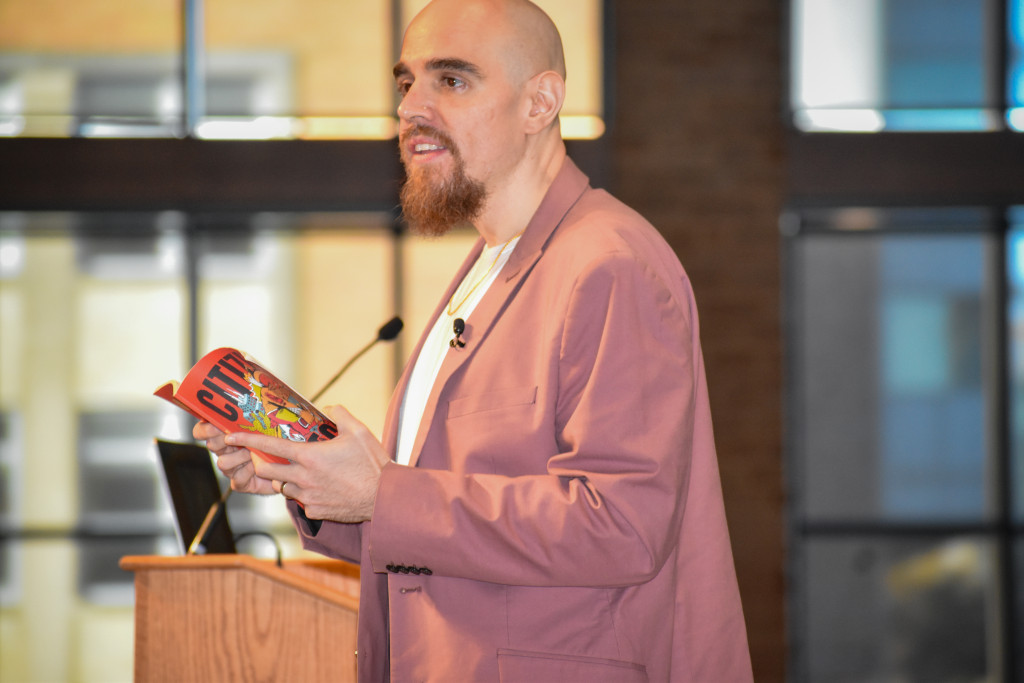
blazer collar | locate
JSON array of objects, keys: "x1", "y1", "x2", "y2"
[{"x1": 499, "y1": 156, "x2": 590, "y2": 283}]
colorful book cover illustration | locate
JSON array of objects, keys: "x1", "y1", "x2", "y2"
[{"x1": 155, "y1": 348, "x2": 337, "y2": 464}]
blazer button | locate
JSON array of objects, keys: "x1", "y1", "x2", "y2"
[
  {"x1": 386, "y1": 564, "x2": 398, "y2": 573},
  {"x1": 420, "y1": 567, "x2": 433, "y2": 576},
  {"x1": 398, "y1": 565, "x2": 410, "y2": 574},
  {"x1": 409, "y1": 567, "x2": 421, "y2": 575}
]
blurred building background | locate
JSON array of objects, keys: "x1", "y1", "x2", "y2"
[{"x1": 0, "y1": 0, "x2": 1022, "y2": 681}]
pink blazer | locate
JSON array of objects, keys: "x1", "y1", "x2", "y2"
[{"x1": 293, "y1": 158, "x2": 752, "y2": 682}]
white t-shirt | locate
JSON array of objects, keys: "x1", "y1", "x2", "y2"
[{"x1": 395, "y1": 236, "x2": 521, "y2": 466}]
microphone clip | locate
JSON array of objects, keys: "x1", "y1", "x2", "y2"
[{"x1": 450, "y1": 318, "x2": 466, "y2": 348}]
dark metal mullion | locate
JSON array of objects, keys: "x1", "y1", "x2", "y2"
[
  {"x1": 182, "y1": 0, "x2": 205, "y2": 138},
  {"x1": 781, "y1": 215, "x2": 812, "y2": 683},
  {"x1": 184, "y1": 214, "x2": 200, "y2": 368},
  {"x1": 601, "y1": 0, "x2": 616, "y2": 136},
  {"x1": 391, "y1": 0, "x2": 405, "y2": 69},
  {"x1": 780, "y1": 0, "x2": 796, "y2": 130},
  {"x1": 986, "y1": 0, "x2": 1010, "y2": 129},
  {"x1": 798, "y1": 521, "x2": 1024, "y2": 537},
  {"x1": 992, "y1": 208, "x2": 1016, "y2": 682}
]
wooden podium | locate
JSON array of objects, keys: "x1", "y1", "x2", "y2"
[{"x1": 120, "y1": 554, "x2": 360, "y2": 682}]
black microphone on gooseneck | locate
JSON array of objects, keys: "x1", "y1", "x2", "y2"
[{"x1": 187, "y1": 315, "x2": 404, "y2": 555}]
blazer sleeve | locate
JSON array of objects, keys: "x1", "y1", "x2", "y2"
[
  {"x1": 287, "y1": 499, "x2": 363, "y2": 563},
  {"x1": 367, "y1": 249, "x2": 701, "y2": 587}
]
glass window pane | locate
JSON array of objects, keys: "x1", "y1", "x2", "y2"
[
  {"x1": 75, "y1": 215, "x2": 188, "y2": 404},
  {"x1": 291, "y1": 223, "x2": 396, "y2": 436},
  {"x1": 799, "y1": 536, "x2": 1000, "y2": 682},
  {"x1": 1010, "y1": 0, "x2": 1024, "y2": 129},
  {"x1": 0, "y1": 214, "x2": 189, "y2": 531},
  {"x1": 791, "y1": 210, "x2": 997, "y2": 521},
  {"x1": 201, "y1": 0, "x2": 396, "y2": 140},
  {"x1": 194, "y1": 213, "x2": 396, "y2": 440},
  {"x1": 1, "y1": 0, "x2": 605, "y2": 140},
  {"x1": 1016, "y1": 537, "x2": 1024, "y2": 682},
  {"x1": 1, "y1": 538, "x2": 152, "y2": 680},
  {"x1": 77, "y1": 411, "x2": 168, "y2": 527},
  {"x1": 0, "y1": 1, "x2": 181, "y2": 137},
  {"x1": 1, "y1": 210, "x2": 405, "y2": 681},
  {"x1": 1010, "y1": 209, "x2": 1024, "y2": 522},
  {"x1": 791, "y1": 0, "x2": 999, "y2": 131},
  {"x1": 0, "y1": 413, "x2": 17, "y2": 529}
]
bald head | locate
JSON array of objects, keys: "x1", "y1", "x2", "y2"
[
  {"x1": 406, "y1": 0, "x2": 566, "y2": 86},
  {"x1": 395, "y1": 0, "x2": 570, "y2": 242}
]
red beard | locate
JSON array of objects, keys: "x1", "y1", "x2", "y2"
[{"x1": 399, "y1": 125, "x2": 488, "y2": 236}]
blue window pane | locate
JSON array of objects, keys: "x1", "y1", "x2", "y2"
[
  {"x1": 879, "y1": 240, "x2": 986, "y2": 518},
  {"x1": 1010, "y1": 210, "x2": 1024, "y2": 521},
  {"x1": 883, "y1": 109, "x2": 995, "y2": 132},
  {"x1": 792, "y1": 0, "x2": 1001, "y2": 131},
  {"x1": 1012, "y1": 1, "x2": 1024, "y2": 128},
  {"x1": 793, "y1": 212, "x2": 996, "y2": 522},
  {"x1": 1012, "y1": 0, "x2": 1024, "y2": 105},
  {"x1": 1016, "y1": 538, "x2": 1024, "y2": 682},
  {"x1": 885, "y1": 0, "x2": 986, "y2": 108}
]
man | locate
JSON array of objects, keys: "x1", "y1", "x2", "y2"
[{"x1": 195, "y1": 0, "x2": 753, "y2": 680}]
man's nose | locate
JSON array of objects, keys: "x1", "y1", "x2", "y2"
[{"x1": 397, "y1": 82, "x2": 432, "y2": 123}]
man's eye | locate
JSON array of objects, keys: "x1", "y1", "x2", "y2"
[
  {"x1": 396, "y1": 81, "x2": 412, "y2": 96},
  {"x1": 443, "y1": 77, "x2": 465, "y2": 89}
]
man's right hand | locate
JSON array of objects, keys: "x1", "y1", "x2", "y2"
[{"x1": 193, "y1": 421, "x2": 276, "y2": 496}]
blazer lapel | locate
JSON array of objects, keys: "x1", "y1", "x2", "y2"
[
  {"x1": 380, "y1": 239, "x2": 483, "y2": 457},
  {"x1": 386, "y1": 157, "x2": 591, "y2": 468}
]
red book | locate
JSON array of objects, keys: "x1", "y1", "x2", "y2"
[{"x1": 155, "y1": 348, "x2": 337, "y2": 464}]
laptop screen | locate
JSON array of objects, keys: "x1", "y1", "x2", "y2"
[{"x1": 154, "y1": 439, "x2": 236, "y2": 554}]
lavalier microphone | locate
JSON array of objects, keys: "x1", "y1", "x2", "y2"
[{"x1": 450, "y1": 318, "x2": 466, "y2": 348}]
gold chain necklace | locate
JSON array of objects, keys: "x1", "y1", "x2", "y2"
[{"x1": 446, "y1": 233, "x2": 522, "y2": 316}]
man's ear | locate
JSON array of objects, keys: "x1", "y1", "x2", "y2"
[{"x1": 524, "y1": 70, "x2": 565, "y2": 134}]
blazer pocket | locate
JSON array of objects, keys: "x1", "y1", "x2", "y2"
[
  {"x1": 496, "y1": 648, "x2": 648, "y2": 683},
  {"x1": 446, "y1": 385, "x2": 537, "y2": 420}
]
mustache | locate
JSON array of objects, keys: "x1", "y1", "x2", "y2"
[{"x1": 399, "y1": 124, "x2": 459, "y2": 156}]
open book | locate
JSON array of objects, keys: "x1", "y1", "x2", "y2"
[{"x1": 155, "y1": 348, "x2": 337, "y2": 464}]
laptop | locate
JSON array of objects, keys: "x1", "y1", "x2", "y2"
[{"x1": 154, "y1": 438, "x2": 236, "y2": 554}]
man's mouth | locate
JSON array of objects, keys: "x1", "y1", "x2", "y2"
[
  {"x1": 408, "y1": 140, "x2": 449, "y2": 160},
  {"x1": 402, "y1": 125, "x2": 456, "y2": 163}
]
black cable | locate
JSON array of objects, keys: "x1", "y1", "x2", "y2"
[{"x1": 232, "y1": 531, "x2": 283, "y2": 568}]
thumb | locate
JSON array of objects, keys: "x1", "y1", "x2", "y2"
[{"x1": 324, "y1": 404, "x2": 363, "y2": 430}]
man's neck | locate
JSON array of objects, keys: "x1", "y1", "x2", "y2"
[{"x1": 473, "y1": 141, "x2": 567, "y2": 246}]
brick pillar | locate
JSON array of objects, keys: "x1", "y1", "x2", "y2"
[{"x1": 611, "y1": 2, "x2": 786, "y2": 680}]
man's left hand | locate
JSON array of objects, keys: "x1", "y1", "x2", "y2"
[{"x1": 225, "y1": 405, "x2": 391, "y2": 523}]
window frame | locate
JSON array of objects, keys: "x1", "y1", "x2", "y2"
[{"x1": 783, "y1": 1, "x2": 1024, "y2": 679}]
